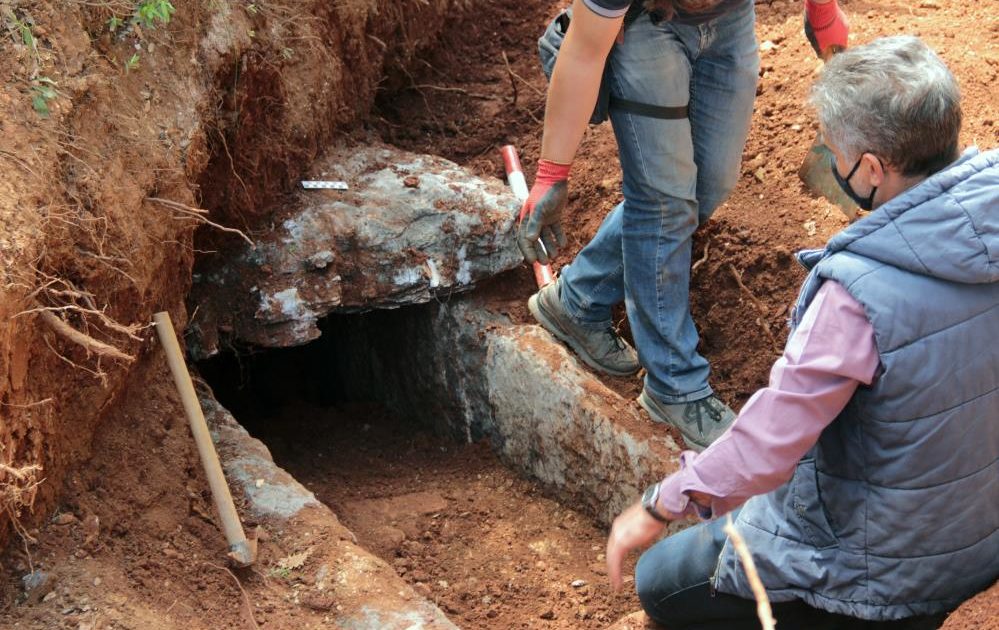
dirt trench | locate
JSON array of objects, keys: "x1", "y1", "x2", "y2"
[
  {"x1": 1, "y1": 0, "x2": 997, "y2": 628},
  {"x1": 199, "y1": 330, "x2": 645, "y2": 629},
  {"x1": 0, "y1": 0, "x2": 483, "y2": 547}
]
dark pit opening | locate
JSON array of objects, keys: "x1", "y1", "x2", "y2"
[{"x1": 198, "y1": 308, "x2": 642, "y2": 628}]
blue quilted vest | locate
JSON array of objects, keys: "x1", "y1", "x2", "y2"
[{"x1": 712, "y1": 147, "x2": 999, "y2": 620}]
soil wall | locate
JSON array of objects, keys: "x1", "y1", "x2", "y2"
[{"x1": 0, "y1": 0, "x2": 478, "y2": 548}]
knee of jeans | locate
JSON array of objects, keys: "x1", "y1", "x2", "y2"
[
  {"x1": 635, "y1": 549, "x2": 666, "y2": 614},
  {"x1": 696, "y1": 176, "x2": 737, "y2": 224}
]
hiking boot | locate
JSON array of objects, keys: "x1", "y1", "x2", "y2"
[
  {"x1": 528, "y1": 280, "x2": 640, "y2": 377},
  {"x1": 638, "y1": 387, "x2": 736, "y2": 452}
]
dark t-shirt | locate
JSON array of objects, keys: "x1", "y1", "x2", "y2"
[{"x1": 582, "y1": 0, "x2": 748, "y2": 25}]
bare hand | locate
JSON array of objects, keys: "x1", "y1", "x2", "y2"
[{"x1": 606, "y1": 501, "x2": 668, "y2": 592}]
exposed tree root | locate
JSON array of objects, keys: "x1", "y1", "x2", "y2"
[
  {"x1": 728, "y1": 264, "x2": 781, "y2": 353},
  {"x1": 146, "y1": 196, "x2": 255, "y2": 246},
  {"x1": 38, "y1": 309, "x2": 135, "y2": 364}
]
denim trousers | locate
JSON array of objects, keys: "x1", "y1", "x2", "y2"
[
  {"x1": 559, "y1": 3, "x2": 759, "y2": 402},
  {"x1": 635, "y1": 515, "x2": 947, "y2": 630}
]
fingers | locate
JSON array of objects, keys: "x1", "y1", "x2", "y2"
[
  {"x1": 527, "y1": 212, "x2": 550, "y2": 265},
  {"x1": 803, "y1": 18, "x2": 821, "y2": 58},
  {"x1": 517, "y1": 199, "x2": 531, "y2": 224},
  {"x1": 606, "y1": 529, "x2": 624, "y2": 592},
  {"x1": 517, "y1": 224, "x2": 539, "y2": 264},
  {"x1": 551, "y1": 223, "x2": 567, "y2": 248},
  {"x1": 535, "y1": 243, "x2": 550, "y2": 266},
  {"x1": 541, "y1": 227, "x2": 559, "y2": 261}
]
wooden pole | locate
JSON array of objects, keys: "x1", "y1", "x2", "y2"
[{"x1": 153, "y1": 311, "x2": 256, "y2": 567}]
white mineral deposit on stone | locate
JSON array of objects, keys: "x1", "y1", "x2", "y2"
[
  {"x1": 426, "y1": 259, "x2": 441, "y2": 288},
  {"x1": 259, "y1": 288, "x2": 317, "y2": 325},
  {"x1": 456, "y1": 244, "x2": 472, "y2": 284},
  {"x1": 274, "y1": 288, "x2": 305, "y2": 317},
  {"x1": 394, "y1": 267, "x2": 424, "y2": 286},
  {"x1": 282, "y1": 216, "x2": 306, "y2": 243}
]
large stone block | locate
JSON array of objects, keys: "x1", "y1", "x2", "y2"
[{"x1": 190, "y1": 144, "x2": 520, "y2": 357}]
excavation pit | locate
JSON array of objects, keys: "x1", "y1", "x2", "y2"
[{"x1": 198, "y1": 300, "x2": 677, "y2": 628}]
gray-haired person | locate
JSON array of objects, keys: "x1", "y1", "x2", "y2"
[{"x1": 604, "y1": 35, "x2": 998, "y2": 629}]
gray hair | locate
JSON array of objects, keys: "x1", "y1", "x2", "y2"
[{"x1": 810, "y1": 36, "x2": 962, "y2": 176}]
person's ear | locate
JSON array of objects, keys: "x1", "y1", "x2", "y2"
[{"x1": 863, "y1": 153, "x2": 886, "y2": 187}]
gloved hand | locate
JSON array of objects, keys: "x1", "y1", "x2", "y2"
[
  {"x1": 517, "y1": 159, "x2": 570, "y2": 265},
  {"x1": 804, "y1": 0, "x2": 848, "y2": 59}
]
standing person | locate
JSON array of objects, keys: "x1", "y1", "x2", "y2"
[
  {"x1": 519, "y1": 0, "x2": 849, "y2": 451},
  {"x1": 605, "y1": 35, "x2": 999, "y2": 629}
]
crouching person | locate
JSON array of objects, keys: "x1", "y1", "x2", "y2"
[{"x1": 606, "y1": 35, "x2": 998, "y2": 629}]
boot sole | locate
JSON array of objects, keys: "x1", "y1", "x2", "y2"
[
  {"x1": 528, "y1": 293, "x2": 640, "y2": 378},
  {"x1": 637, "y1": 389, "x2": 708, "y2": 452}
]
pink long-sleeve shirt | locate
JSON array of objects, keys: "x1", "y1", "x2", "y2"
[{"x1": 656, "y1": 279, "x2": 880, "y2": 519}]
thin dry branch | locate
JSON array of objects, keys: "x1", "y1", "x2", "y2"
[
  {"x1": 501, "y1": 50, "x2": 518, "y2": 107},
  {"x1": 44, "y1": 335, "x2": 109, "y2": 386},
  {"x1": 692, "y1": 241, "x2": 711, "y2": 273},
  {"x1": 146, "y1": 197, "x2": 254, "y2": 246},
  {"x1": 409, "y1": 84, "x2": 495, "y2": 100},
  {"x1": 39, "y1": 309, "x2": 135, "y2": 363},
  {"x1": 724, "y1": 514, "x2": 776, "y2": 630},
  {"x1": 0, "y1": 398, "x2": 53, "y2": 409},
  {"x1": 502, "y1": 51, "x2": 545, "y2": 98},
  {"x1": 0, "y1": 149, "x2": 39, "y2": 178},
  {"x1": 204, "y1": 562, "x2": 261, "y2": 630},
  {"x1": 728, "y1": 264, "x2": 780, "y2": 352}
]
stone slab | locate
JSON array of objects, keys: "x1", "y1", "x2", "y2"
[{"x1": 189, "y1": 144, "x2": 520, "y2": 358}]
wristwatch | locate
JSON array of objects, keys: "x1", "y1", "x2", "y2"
[{"x1": 641, "y1": 482, "x2": 669, "y2": 523}]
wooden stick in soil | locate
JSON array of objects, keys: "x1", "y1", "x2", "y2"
[
  {"x1": 724, "y1": 514, "x2": 776, "y2": 630},
  {"x1": 154, "y1": 311, "x2": 257, "y2": 567}
]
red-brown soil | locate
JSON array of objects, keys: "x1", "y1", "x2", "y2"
[
  {"x1": 241, "y1": 401, "x2": 642, "y2": 629},
  {"x1": 2, "y1": 0, "x2": 996, "y2": 628},
  {"x1": 373, "y1": 0, "x2": 999, "y2": 626},
  {"x1": 0, "y1": 357, "x2": 357, "y2": 629}
]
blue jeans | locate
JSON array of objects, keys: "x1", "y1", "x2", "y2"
[
  {"x1": 559, "y1": 3, "x2": 759, "y2": 402},
  {"x1": 635, "y1": 516, "x2": 945, "y2": 629}
]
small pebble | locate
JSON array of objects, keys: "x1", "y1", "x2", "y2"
[
  {"x1": 52, "y1": 513, "x2": 77, "y2": 526},
  {"x1": 571, "y1": 579, "x2": 587, "y2": 588}
]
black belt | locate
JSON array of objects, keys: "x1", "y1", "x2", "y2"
[{"x1": 609, "y1": 95, "x2": 689, "y2": 120}]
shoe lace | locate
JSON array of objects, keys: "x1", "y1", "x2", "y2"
[
  {"x1": 684, "y1": 398, "x2": 724, "y2": 434},
  {"x1": 603, "y1": 327, "x2": 627, "y2": 352}
]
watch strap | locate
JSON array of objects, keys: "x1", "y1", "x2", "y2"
[{"x1": 642, "y1": 483, "x2": 669, "y2": 523}]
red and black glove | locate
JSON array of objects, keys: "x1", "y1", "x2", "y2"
[
  {"x1": 804, "y1": 0, "x2": 848, "y2": 59},
  {"x1": 517, "y1": 159, "x2": 570, "y2": 265}
]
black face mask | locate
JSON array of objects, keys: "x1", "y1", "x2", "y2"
[{"x1": 831, "y1": 155, "x2": 878, "y2": 211}]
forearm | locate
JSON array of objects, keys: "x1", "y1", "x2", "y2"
[
  {"x1": 666, "y1": 380, "x2": 859, "y2": 518},
  {"x1": 540, "y1": 0, "x2": 621, "y2": 164},
  {"x1": 656, "y1": 281, "x2": 879, "y2": 519}
]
